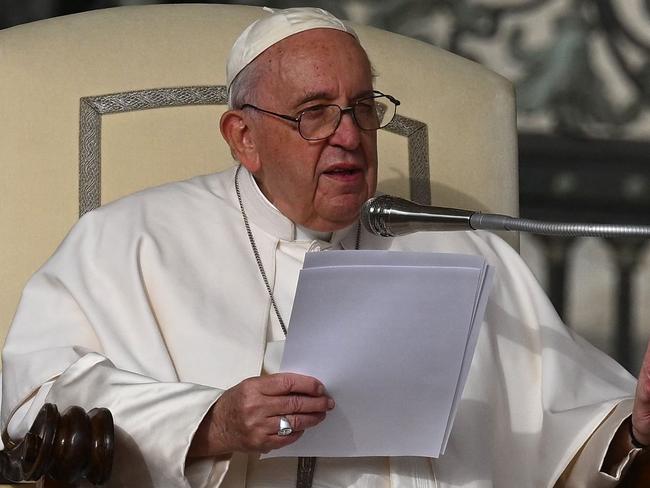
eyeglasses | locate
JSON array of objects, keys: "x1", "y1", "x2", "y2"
[{"x1": 241, "y1": 91, "x2": 400, "y2": 141}]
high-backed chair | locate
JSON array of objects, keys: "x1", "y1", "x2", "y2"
[{"x1": 0, "y1": 4, "x2": 517, "y2": 485}]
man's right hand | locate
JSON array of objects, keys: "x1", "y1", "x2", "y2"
[{"x1": 188, "y1": 373, "x2": 334, "y2": 458}]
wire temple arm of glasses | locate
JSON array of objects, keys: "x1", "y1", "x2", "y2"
[
  {"x1": 381, "y1": 93, "x2": 400, "y2": 106},
  {"x1": 240, "y1": 104, "x2": 300, "y2": 123}
]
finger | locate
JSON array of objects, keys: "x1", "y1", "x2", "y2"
[
  {"x1": 637, "y1": 342, "x2": 650, "y2": 398},
  {"x1": 261, "y1": 430, "x2": 305, "y2": 453},
  {"x1": 259, "y1": 373, "x2": 325, "y2": 397},
  {"x1": 632, "y1": 342, "x2": 650, "y2": 444},
  {"x1": 266, "y1": 412, "x2": 327, "y2": 435},
  {"x1": 281, "y1": 412, "x2": 327, "y2": 432},
  {"x1": 264, "y1": 394, "x2": 335, "y2": 415}
]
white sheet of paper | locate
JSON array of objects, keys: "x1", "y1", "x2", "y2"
[{"x1": 265, "y1": 251, "x2": 493, "y2": 459}]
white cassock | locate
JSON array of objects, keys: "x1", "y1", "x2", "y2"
[{"x1": 0, "y1": 166, "x2": 640, "y2": 487}]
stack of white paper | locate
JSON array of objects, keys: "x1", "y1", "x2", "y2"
[{"x1": 267, "y1": 250, "x2": 494, "y2": 459}]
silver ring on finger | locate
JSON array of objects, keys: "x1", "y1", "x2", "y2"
[{"x1": 278, "y1": 416, "x2": 293, "y2": 436}]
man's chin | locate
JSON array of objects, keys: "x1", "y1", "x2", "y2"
[
  {"x1": 308, "y1": 207, "x2": 364, "y2": 233},
  {"x1": 297, "y1": 189, "x2": 371, "y2": 232}
]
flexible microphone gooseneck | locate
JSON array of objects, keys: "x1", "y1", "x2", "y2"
[{"x1": 361, "y1": 195, "x2": 650, "y2": 238}]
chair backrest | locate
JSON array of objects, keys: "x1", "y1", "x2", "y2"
[{"x1": 0, "y1": 4, "x2": 518, "y2": 348}]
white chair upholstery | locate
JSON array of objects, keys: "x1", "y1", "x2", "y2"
[{"x1": 0, "y1": 2, "x2": 517, "y2": 406}]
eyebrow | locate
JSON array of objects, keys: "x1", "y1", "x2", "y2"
[
  {"x1": 295, "y1": 91, "x2": 333, "y2": 108},
  {"x1": 294, "y1": 89, "x2": 377, "y2": 108}
]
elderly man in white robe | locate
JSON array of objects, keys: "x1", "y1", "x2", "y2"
[{"x1": 2, "y1": 6, "x2": 650, "y2": 488}]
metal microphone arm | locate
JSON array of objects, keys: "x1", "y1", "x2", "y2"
[
  {"x1": 362, "y1": 195, "x2": 650, "y2": 238},
  {"x1": 469, "y1": 213, "x2": 650, "y2": 238}
]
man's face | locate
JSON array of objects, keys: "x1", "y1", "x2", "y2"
[{"x1": 238, "y1": 29, "x2": 378, "y2": 232}]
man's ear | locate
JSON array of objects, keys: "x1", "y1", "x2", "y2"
[{"x1": 220, "y1": 110, "x2": 261, "y2": 172}]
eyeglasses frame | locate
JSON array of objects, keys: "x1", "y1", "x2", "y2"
[{"x1": 240, "y1": 90, "x2": 401, "y2": 141}]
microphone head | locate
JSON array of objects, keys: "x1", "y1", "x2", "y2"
[
  {"x1": 362, "y1": 195, "x2": 476, "y2": 237},
  {"x1": 361, "y1": 195, "x2": 396, "y2": 237}
]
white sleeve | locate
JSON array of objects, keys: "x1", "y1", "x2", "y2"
[
  {"x1": 559, "y1": 399, "x2": 643, "y2": 487},
  {"x1": 4, "y1": 353, "x2": 228, "y2": 488},
  {"x1": 0, "y1": 210, "x2": 234, "y2": 487},
  {"x1": 5, "y1": 380, "x2": 54, "y2": 441}
]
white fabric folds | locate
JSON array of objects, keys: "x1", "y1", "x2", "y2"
[{"x1": 1, "y1": 166, "x2": 638, "y2": 487}]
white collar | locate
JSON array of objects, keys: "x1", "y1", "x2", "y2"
[{"x1": 236, "y1": 165, "x2": 358, "y2": 248}]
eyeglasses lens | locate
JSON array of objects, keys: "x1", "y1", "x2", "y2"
[
  {"x1": 300, "y1": 106, "x2": 340, "y2": 140},
  {"x1": 298, "y1": 96, "x2": 397, "y2": 140}
]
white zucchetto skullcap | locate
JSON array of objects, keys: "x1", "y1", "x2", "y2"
[{"x1": 226, "y1": 6, "x2": 358, "y2": 92}]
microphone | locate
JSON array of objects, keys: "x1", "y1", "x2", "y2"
[
  {"x1": 362, "y1": 195, "x2": 473, "y2": 236},
  {"x1": 361, "y1": 195, "x2": 650, "y2": 238}
]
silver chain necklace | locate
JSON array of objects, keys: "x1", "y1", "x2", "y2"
[
  {"x1": 235, "y1": 165, "x2": 289, "y2": 335},
  {"x1": 234, "y1": 164, "x2": 361, "y2": 488}
]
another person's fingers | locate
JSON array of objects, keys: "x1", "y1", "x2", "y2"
[{"x1": 632, "y1": 340, "x2": 650, "y2": 446}]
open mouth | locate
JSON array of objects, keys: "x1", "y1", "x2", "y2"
[
  {"x1": 323, "y1": 162, "x2": 364, "y2": 176},
  {"x1": 325, "y1": 168, "x2": 361, "y2": 176}
]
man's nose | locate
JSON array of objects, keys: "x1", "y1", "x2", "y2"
[{"x1": 328, "y1": 110, "x2": 361, "y2": 149}]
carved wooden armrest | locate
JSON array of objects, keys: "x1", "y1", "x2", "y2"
[{"x1": 0, "y1": 403, "x2": 113, "y2": 486}]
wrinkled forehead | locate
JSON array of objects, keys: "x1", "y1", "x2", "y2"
[{"x1": 254, "y1": 29, "x2": 373, "y2": 104}]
